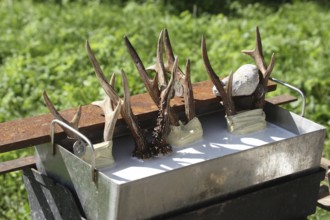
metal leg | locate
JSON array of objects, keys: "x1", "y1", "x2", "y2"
[{"x1": 23, "y1": 168, "x2": 85, "y2": 220}]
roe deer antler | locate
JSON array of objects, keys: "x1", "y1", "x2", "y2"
[
  {"x1": 163, "y1": 29, "x2": 197, "y2": 122},
  {"x1": 201, "y1": 35, "x2": 236, "y2": 116},
  {"x1": 124, "y1": 33, "x2": 180, "y2": 126},
  {"x1": 146, "y1": 29, "x2": 197, "y2": 123},
  {"x1": 242, "y1": 26, "x2": 275, "y2": 108},
  {"x1": 43, "y1": 91, "x2": 82, "y2": 139},
  {"x1": 86, "y1": 41, "x2": 152, "y2": 159},
  {"x1": 150, "y1": 58, "x2": 177, "y2": 155}
]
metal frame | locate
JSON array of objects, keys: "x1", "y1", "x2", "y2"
[{"x1": 270, "y1": 77, "x2": 306, "y2": 117}]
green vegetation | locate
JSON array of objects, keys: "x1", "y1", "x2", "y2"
[{"x1": 0, "y1": 0, "x2": 330, "y2": 219}]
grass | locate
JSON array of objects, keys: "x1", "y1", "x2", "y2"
[{"x1": 0, "y1": 0, "x2": 330, "y2": 218}]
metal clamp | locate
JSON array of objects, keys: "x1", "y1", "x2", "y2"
[
  {"x1": 50, "y1": 119, "x2": 98, "y2": 182},
  {"x1": 270, "y1": 77, "x2": 306, "y2": 117}
]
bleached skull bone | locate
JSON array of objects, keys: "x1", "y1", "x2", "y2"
[{"x1": 212, "y1": 64, "x2": 259, "y2": 97}]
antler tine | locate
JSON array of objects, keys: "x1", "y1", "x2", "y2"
[
  {"x1": 201, "y1": 35, "x2": 235, "y2": 116},
  {"x1": 162, "y1": 57, "x2": 176, "y2": 136},
  {"x1": 182, "y1": 59, "x2": 196, "y2": 121},
  {"x1": 124, "y1": 36, "x2": 160, "y2": 105},
  {"x1": 43, "y1": 90, "x2": 69, "y2": 124},
  {"x1": 92, "y1": 73, "x2": 116, "y2": 112},
  {"x1": 166, "y1": 56, "x2": 177, "y2": 101},
  {"x1": 242, "y1": 27, "x2": 267, "y2": 74},
  {"x1": 109, "y1": 73, "x2": 117, "y2": 110},
  {"x1": 43, "y1": 90, "x2": 81, "y2": 139},
  {"x1": 242, "y1": 27, "x2": 276, "y2": 108},
  {"x1": 162, "y1": 56, "x2": 176, "y2": 137},
  {"x1": 120, "y1": 69, "x2": 150, "y2": 157},
  {"x1": 71, "y1": 105, "x2": 82, "y2": 129},
  {"x1": 242, "y1": 26, "x2": 275, "y2": 81},
  {"x1": 263, "y1": 53, "x2": 275, "y2": 86},
  {"x1": 92, "y1": 72, "x2": 121, "y2": 142},
  {"x1": 121, "y1": 69, "x2": 132, "y2": 110},
  {"x1": 103, "y1": 99, "x2": 121, "y2": 142},
  {"x1": 163, "y1": 29, "x2": 184, "y2": 78},
  {"x1": 226, "y1": 71, "x2": 236, "y2": 114},
  {"x1": 86, "y1": 41, "x2": 120, "y2": 105},
  {"x1": 156, "y1": 30, "x2": 167, "y2": 90},
  {"x1": 163, "y1": 29, "x2": 175, "y2": 70},
  {"x1": 109, "y1": 72, "x2": 116, "y2": 87}
]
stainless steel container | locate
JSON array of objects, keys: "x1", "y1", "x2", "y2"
[{"x1": 35, "y1": 103, "x2": 326, "y2": 219}]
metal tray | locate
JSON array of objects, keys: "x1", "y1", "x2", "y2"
[{"x1": 35, "y1": 103, "x2": 326, "y2": 219}]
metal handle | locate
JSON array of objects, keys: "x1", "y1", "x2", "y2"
[
  {"x1": 270, "y1": 77, "x2": 306, "y2": 117},
  {"x1": 50, "y1": 119, "x2": 97, "y2": 182}
]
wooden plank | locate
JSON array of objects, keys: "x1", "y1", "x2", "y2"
[
  {"x1": 318, "y1": 188, "x2": 330, "y2": 211},
  {"x1": 321, "y1": 157, "x2": 330, "y2": 172},
  {"x1": 265, "y1": 94, "x2": 297, "y2": 105},
  {"x1": 0, "y1": 155, "x2": 36, "y2": 174},
  {"x1": 0, "y1": 80, "x2": 277, "y2": 153}
]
